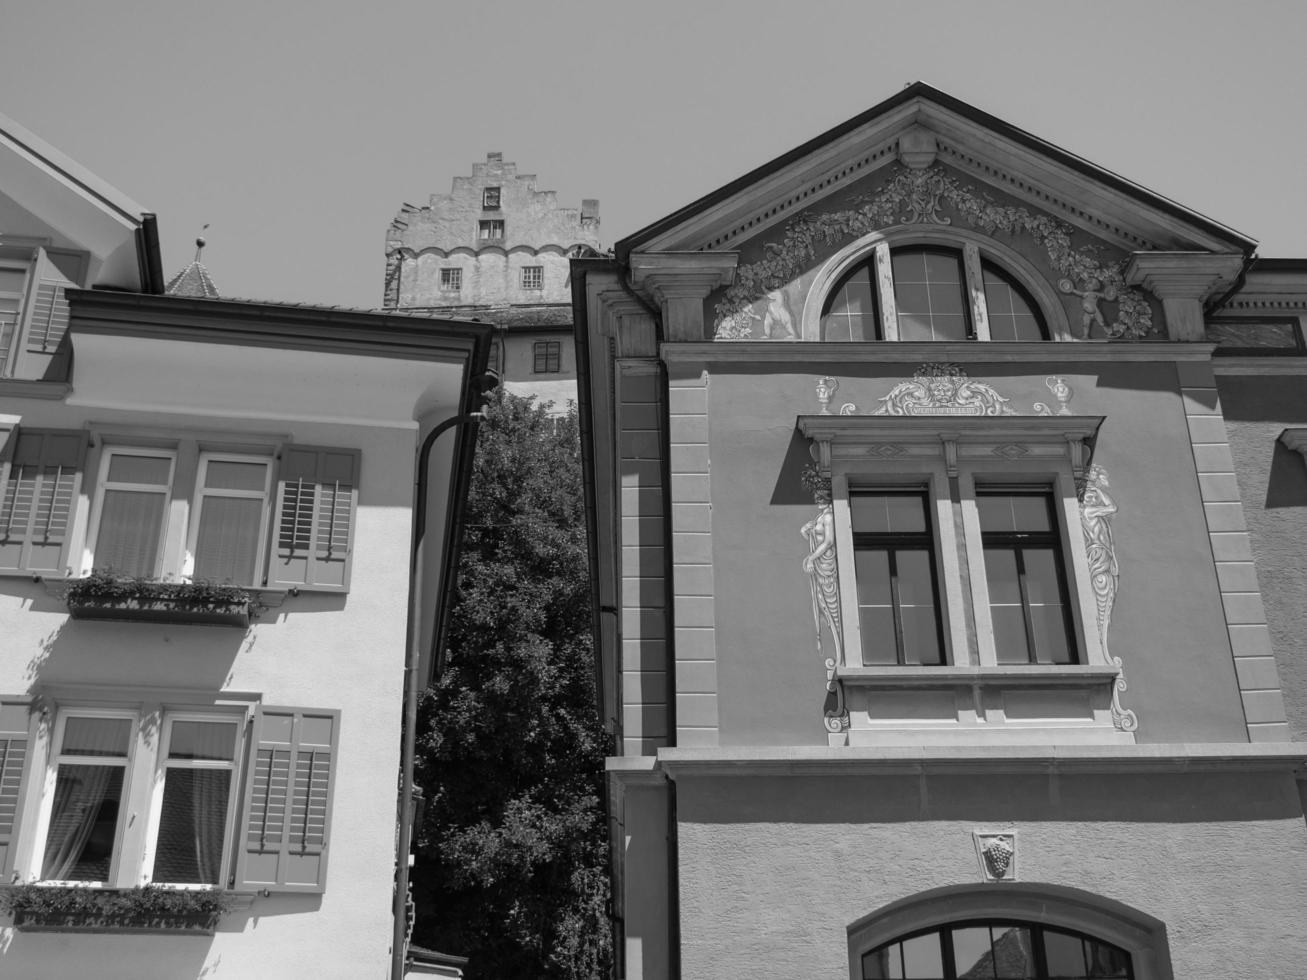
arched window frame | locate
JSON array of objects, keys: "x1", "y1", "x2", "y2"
[
  {"x1": 802, "y1": 227, "x2": 1073, "y2": 343},
  {"x1": 847, "y1": 884, "x2": 1174, "y2": 980}
]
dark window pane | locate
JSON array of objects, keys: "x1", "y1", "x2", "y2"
[
  {"x1": 1205, "y1": 318, "x2": 1304, "y2": 352},
  {"x1": 891, "y1": 250, "x2": 927, "y2": 282},
  {"x1": 928, "y1": 282, "x2": 966, "y2": 317},
  {"x1": 62, "y1": 717, "x2": 133, "y2": 756},
  {"x1": 822, "y1": 265, "x2": 879, "y2": 341},
  {"x1": 989, "y1": 925, "x2": 1035, "y2": 978},
  {"x1": 169, "y1": 721, "x2": 239, "y2": 761},
  {"x1": 864, "y1": 943, "x2": 904, "y2": 979},
  {"x1": 900, "y1": 602, "x2": 943, "y2": 666},
  {"x1": 926, "y1": 313, "x2": 967, "y2": 341},
  {"x1": 853, "y1": 493, "x2": 927, "y2": 534},
  {"x1": 204, "y1": 460, "x2": 269, "y2": 492},
  {"x1": 898, "y1": 312, "x2": 937, "y2": 342},
  {"x1": 895, "y1": 283, "x2": 931, "y2": 315},
  {"x1": 106, "y1": 453, "x2": 171, "y2": 485},
  {"x1": 1044, "y1": 930, "x2": 1088, "y2": 978},
  {"x1": 952, "y1": 926, "x2": 994, "y2": 978},
  {"x1": 983, "y1": 264, "x2": 1047, "y2": 341},
  {"x1": 851, "y1": 494, "x2": 891, "y2": 534},
  {"x1": 991, "y1": 604, "x2": 1030, "y2": 664},
  {"x1": 983, "y1": 548, "x2": 1022, "y2": 604},
  {"x1": 977, "y1": 494, "x2": 1050, "y2": 533},
  {"x1": 1022, "y1": 548, "x2": 1062, "y2": 604},
  {"x1": 855, "y1": 550, "x2": 892, "y2": 605},
  {"x1": 901, "y1": 932, "x2": 944, "y2": 977},
  {"x1": 1085, "y1": 940, "x2": 1131, "y2": 978},
  {"x1": 153, "y1": 768, "x2": 232, "y2": 884},
  {"x1": 1030, "y1": 604, "x2": 1073, "y2": 664},
  {"x1": 42, "y1": 765, "x2": 124, "y2": 881}
]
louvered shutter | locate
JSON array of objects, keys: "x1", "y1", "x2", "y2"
[
  {"x1": 0, "y1": 696, "x2": 33, "y2": 879},
  {"x1": 0, "y1": 428, "x2": 86, "y2": 574},
  {"x1": 24, "y1": 249, "x2": 78, "y2": 354},
  {"x1": 268, "y1": 446, "x2": 360, "y2": 592},
  {"x1": 232, "y1": 706, "x2": 339, "y2": 894}
]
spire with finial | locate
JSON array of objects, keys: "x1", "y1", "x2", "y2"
[{"x1": 165, "y1": 223, "x2": 220, "y2": 298}]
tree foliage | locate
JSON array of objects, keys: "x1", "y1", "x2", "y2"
[{"x1": 413, "y1": 392, "x2": 610, "y2": 980}]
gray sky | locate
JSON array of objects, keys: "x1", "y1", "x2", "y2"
[{"x1": 3, "y1": 0, "x2": 1303, "y2": 308}]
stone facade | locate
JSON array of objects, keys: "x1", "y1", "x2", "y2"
[
  {"x1": 574, "y1": 84, "x2": 1307, "y2": 980},
  {"x1": 385, "y1": 153, "x2": 601, "y2": 409}
]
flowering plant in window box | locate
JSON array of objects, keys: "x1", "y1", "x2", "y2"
[
  {"x1": 62, "y1": 570, "x2": 259, "y2": 627},
  {"x1": 1, "y1": 883, "x2": 234, "y2": 933}
]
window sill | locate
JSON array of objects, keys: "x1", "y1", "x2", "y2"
[
  {"x1": 830, "y1": 663, "x2": 1133, "y2": 747},
  {"x1": 835, "y1": 664, "x2": 1123, "y2": 687}
]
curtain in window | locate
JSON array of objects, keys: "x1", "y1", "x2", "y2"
[
  {"x1": 193, "y1": 496, "x2": 263, "y2": 585},
  {"x1": 153, "y1": 720, "x2": 236, "y2": 884},
  {"x1": 154, "y1": 769, "x2": 231, "y2": 884},
  {"x1": 42, "y1": 765, "x2": 123, "y2": 880},
  {"x1": 96, "y1": 489, "x2": 165, "y2": 577}
]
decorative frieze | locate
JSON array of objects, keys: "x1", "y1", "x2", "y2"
[{"x1": 715, "y1": 165, "x2": 1154, "y2": 341}]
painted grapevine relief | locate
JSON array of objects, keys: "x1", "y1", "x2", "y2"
[
  {"x1": 1079, "y1": 464, "x2": 1138, "y2": 732},
  {"x1": 714, "y1": 164, "x2": 1153, "y2": 341}
]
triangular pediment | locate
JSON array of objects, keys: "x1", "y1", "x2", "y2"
[
  {"x1": 0, "y1": 112, "x2": 154, "y2": 290},
  {"x1": 617, "y1": 83, "x2": 1254, "y2": 262}
]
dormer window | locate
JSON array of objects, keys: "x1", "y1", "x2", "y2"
[{"x1": 819, "y1": 244, "x2": 1048, "y2": 342}]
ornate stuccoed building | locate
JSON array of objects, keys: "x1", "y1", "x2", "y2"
[
  {"x1": 572, "y1": 83, "x2": 1307, "y2": 980},
  {"x1": 385, "y1": 152, "x2": 601, "y2": 409}
]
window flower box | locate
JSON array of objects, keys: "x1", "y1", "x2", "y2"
[
  {"x1": 62, "y1": 572, "x2": 258, "y2": 628},
  {"x1": 2, "y1": 884, "x2": 232, "y2": 934}
]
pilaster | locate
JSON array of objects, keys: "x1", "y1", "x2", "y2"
[
  {"x1": 1177, "y1": 360, "x2": 1290, "y2": 742},
  {"x1": 1125, "y1": 252, "x2": 1244, "y2": 341},
  {"x1": 629, "y1": 251, "x2": 738, "y2": 342}
]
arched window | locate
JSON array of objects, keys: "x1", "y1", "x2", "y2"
[
  {"x1": 861, "y1": 919, "x2": 1132, "y2": 980},
  {"x1": 818, "y1": 245, "x2": 1049, "y2": 342}
]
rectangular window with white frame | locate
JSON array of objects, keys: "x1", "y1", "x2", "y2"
[
  {"x1": 88, "y1": 448, "x2": 176, "y2": 579},
  {"x1": 187, "y1": 454, "x2": 274, "y2": 586},
  {"x1": 521, "y1": 265, "x2": 543, "y2": 290},
  {"x1": 4, "y1": 698, "x2": 341, "y2": 894}
]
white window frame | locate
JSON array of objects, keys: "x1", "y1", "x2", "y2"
[
  {"x1": 83, "y1": 443, "x2": 276, "y2": 586},
  {"x1": 478, "y1": 219, "x2": 505, "y2": 241},
  {"x1": 521, "y1": 265, "x2": 544, "y2": 290},
  {"x1": 0, "y1": 258, "x2": 33, "y2": 377},
  {"x1": 439, "y1": 267, "x2": 462, "y2": 291},
  {"x1": 85, "y1": 447, "x2": 177, "y2": 580},
  {"x1": 183, "y1": 452, "x2": 275, "y2": 584},
  {"x1": 31, "y1": 707, "x2": 138, "y2": 886},
  {"x1": 141, "y1": 711, "x2": 245, "y2": 889},
  {"x1": 25, "y1": 703, "x2": 250, "y2": 889}
]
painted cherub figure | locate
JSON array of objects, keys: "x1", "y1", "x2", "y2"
[{"x1": 1059, "y1": 277, "x2": 1118, "y2": 338}]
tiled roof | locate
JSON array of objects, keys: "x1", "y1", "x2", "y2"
[{"x1": 165, "y1": 259, "x2": 220, "y2": 298}]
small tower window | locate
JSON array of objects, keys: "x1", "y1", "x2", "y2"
[
  {"x1": 479, "y1": 220, "x2": 505, "y2": 241},
  {"x1": 521, "y1": 266, "x2": 544, "y2": 290},
  {"x1": 439, "y1": 268, "x2": 462, "y2": 291},
  {"x1": 482, "y1": 187, "x2": 501, "y2": 209}
]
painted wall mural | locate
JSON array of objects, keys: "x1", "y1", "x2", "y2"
[
  {"x1": 1079, "y1": 464, "x2": 1138, "y2": 732},
  {"x1": 714, "y1": 164, "x2": 1154, "y2": 341},
  {"x1": 799, "y1": 369, "x2": 1136, "y2": 734},
  {"x1": 800, "y1": 463, "x2": 847, "y2": 734}
]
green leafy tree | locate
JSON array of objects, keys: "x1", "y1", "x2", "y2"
[{"x1": 413, "y1": 392, "x2": 610, "y2": 980}]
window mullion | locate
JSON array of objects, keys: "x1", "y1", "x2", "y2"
[
  {"x1": 873, "y1": 242, "x2": 898, "y2": 341},
  {"x1": 887, "y1": 548, "x2": 907, "y2": 665},
  {"x1": 1013, "y1": 546, "x2": 1039, "y2": 665},
  {"x1": 962, "y1": 243, "x2": 989, "y2": 341}
]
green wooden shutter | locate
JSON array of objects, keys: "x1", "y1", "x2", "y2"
[
  {"x1": 0, "y1": 696, "x2": 33, "y2": 880},
  {"x1": 268, "y1": 446, "x2": 360, "y2": 592},
  {"x1": 0, "y1": 428, "x2": 86, "y2": 575},
  {"x1": 233, "y1": 706, "x2": 339, "y2": 894}
]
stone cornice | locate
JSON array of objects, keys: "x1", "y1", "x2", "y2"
[
  {"x1": 660, "y1": 341, "x2": 1216, "y2": 363},
  {"x1": 646, "y1": 743, "x2": 1307, "y2": 779},
  {"x1": 629, "y1": 251, "x2": 738, "y2": 298},
  {"x1": 1124, "y1": 251, "x2": 1245, "y2": 301},
  {"x1": 1212, "y1": 357, "x2": 1307, "y2": 375}
]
